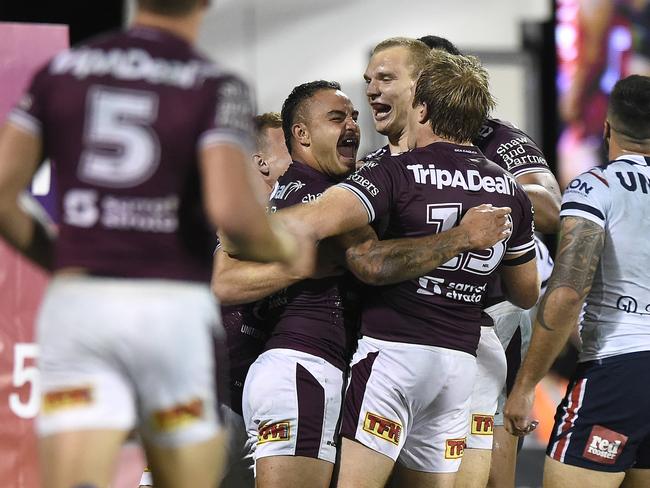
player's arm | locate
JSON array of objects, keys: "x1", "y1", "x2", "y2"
[
  {"x1": 201, "y1": 143, "x2": 307, "y2": 266},
  {"x1": 275, "y1": 185, "x2": 370, "y2": 242},
  {"x1": 517, "y1": 171, "x2": 561, "y2": 233},
  {"x1": 339, "y1": 204, "x2": 512, "y2": 286},
  {"x1": 504, "y1": 215, "x2": 605, "y2": 435},
  {"x1": 211, "y1": 246, "x2": 303, "y2": 305},
  {"x1": 499, "y1": 255, "x2": 540, "y2": 310},
  {"x1": 0, "y1": 123, "x2": 53, "y2": 270}
]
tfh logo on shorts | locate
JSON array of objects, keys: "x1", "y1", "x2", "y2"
[
  {"x1": 582, "y1": 425, "x2": 628, "y2": 465},
  {"x1": 471, "y1": 414, "x2": 494, "y2": 435},
  {"x1": 152, "y1": 398, "x2": 204, "y2": 432},
  {"x1": 445, "y1": 437, "x2": 466, "y2": 459},
  {"x1": 363, "y1": 412, "x2": 402, "y2": 445},
  {"x1": 258, "y1": 421, "x2": 291, "y2": 444},
  {"x1": 42, "y1": 385, "x2": 93, "y2": 413}
]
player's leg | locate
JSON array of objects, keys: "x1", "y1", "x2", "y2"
[
  {"x1": 621, "y1": 434, "x2": 650, "y2": 487},
  {"x1": 621, "y1": 469, "x2": 650, "y2": 488},
  {"x1": 336, "y1": 438, "x2": 394, "y2": 488},
  {"x1": 392, "y1": 463, "x2": 456, "y2": 488},
  {"x1": 243, "y1": 349, "x2": 343, "y2": 488},
  {"x1": 488, "y1": 303, "x2": 530, "y2": 488},
  {"x1": 219, "y1": 404, "x2": 255, "y2": 488},
  {"x1": 543, "y1": 456, "x2": 624, "y2": 488},
  {"x1": 395, "y1": 346, "x2": 478, "y2": 488},
  {"x1": 143, "y1": 432, "x2": 227, "y2": 488},
  {"x1": 544, "y1": 353, "x2": 650, "y2": 488},
  {"x1": 456, "y1": 326, "x2": 506, "y2": 488},
  {"x1": 39, "y1": 430, "x2": 127, "y2": 488},
  {"x1": 257, "y1": 455, "x2": 334, "y2": 488},
  {"x1": 132, "y1": 282, "x2": 225, "y2": 488},
  {"x1": 337, "y1": 337, "x2": 417, "y2": 488},
  {"x1": 486, "y1": 427, "x2": 518, "y2": 488},
  {"x1": 35, "y1": 278, "x2": 139, "y2": 488}
]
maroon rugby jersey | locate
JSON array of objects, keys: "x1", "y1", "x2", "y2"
[
  {"x1": 265, "y1": 161, "x2": 359, "y2": 371},
  {"x1": 221, "y1": 303, "x2": 271, "y2": 415},
  {"x1": 8, "y1": 26, "x2": 254, "y2": 282},
  {"x1": 474, "y1": 119, "x2": 550, "y2": 307},
  {"x1": 339, "y1": 142, "x2": 535, "y2": 355}
]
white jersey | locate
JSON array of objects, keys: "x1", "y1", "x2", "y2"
[
  {"x1": 561, "y1": 154, "x2": 650, "y2": 361},
  {"x1": 534, "y1": 234, "x2": 554, "y2": 295}
]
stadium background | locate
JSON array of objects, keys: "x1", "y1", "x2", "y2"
[{"x1": 0, "y1": 0, "x2": 647, "y2": 486}]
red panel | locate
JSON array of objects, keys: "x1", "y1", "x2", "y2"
[{"x1": 0, "y1": 22, "x2": 68, "y2": 488}]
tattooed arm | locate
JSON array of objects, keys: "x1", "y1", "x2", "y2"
[
  {"x1": 504, "y1": 216, "x2": 605, "y2": 435},
  {"x1": 339, "y1": 204, "x2": 512, "y2": 286}
]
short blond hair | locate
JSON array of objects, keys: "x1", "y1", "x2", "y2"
[
  {"x1": 254, "y1": 112, "x2": 282, "y2": 150},
  {"x1": 414, "y1": 50, "x2": 495, "y2": 143},
  {"x1": 371, "y1": 37, "x2": 432, "y2": 80}
]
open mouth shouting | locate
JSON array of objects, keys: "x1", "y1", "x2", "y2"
[
  {"x1": 337, "y1": 132, "x2": 360, "y2": 164},
  {"x1": 371, "y1": 102, "x2": 392, "y2": 122}
]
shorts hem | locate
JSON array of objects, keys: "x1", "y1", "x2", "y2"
[{"x1": 545, "y1": 453, "x2": 630, "y2": 473}]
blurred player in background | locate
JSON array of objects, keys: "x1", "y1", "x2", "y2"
[
  {"x1": 139, "y1": 112, "x2": 291, "y2": 488},
  {"x1": 506, "y1": 74, "x2": 650, "y2": 488},
  {"x1": 0, "y1": 1, "x2": 311, "y2": 487}
]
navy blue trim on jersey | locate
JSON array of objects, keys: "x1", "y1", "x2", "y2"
[
  {"x1": 561, "y1": 202, "x2": 605, "y2": 221},
  {"x1": 501, "y1": 249, "x2": 536, "y2": 266}
]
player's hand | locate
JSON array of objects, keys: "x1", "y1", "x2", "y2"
[
  {"x1": 503, "y1": 385, "x2": 539, "y2": 437},
  {"x1": 275, "y1": 217, "x2": 318, "y2": 280},
  {"x1": 460, "y1": 204, "x2": 512, "y2": 250}
]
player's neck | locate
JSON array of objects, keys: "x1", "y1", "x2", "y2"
[
  {"x1": 132, "y1": 10, "x2": 201, "y2": 44},
  {"x1": 610, "y1": 135, "x2": 650, "y2": 160},
  {"x1": 417, "y1": 132, "x2": 472, "y2": 148},
  {"x1": 387, "y1": 130, "x2": 409, "y2": 155}
]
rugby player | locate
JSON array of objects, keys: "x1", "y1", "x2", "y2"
[
  {"x1": 361, "y1": 35, "x2": 561, "y2": 487},
  {"x1": 0, "y1": 1, "x2": 310, "y2": 487},
  {"x1": 505, "y1": 75, "x2": 650, "y2": 488},
  {"x1": 139, "y1": 112, "x2": 291, "y2": 488},
  {"x1": 216, "y1": 80, "x2": 362, "y2": 488},
  {"x1": 253, "y1": 112, "x2": 292, "y2": 194},
  {"x1": 268, "y1": 50, "x2": 540, "y2": 488}
]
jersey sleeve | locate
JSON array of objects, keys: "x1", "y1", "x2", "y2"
[
  {"x1": 7, "y1": 64, "x2": 50, "y2": 137},
  {"x1": 198, "y1": 74, "x2": 255, "y2": 154},
  {"x1": 336, "y1": 154, "x2": 399, "y2": 223},
  {"x1": 559, "y1": 168, "x2": 611, "y2": 228},
  {"x1": 482, "y1": 124, "x2": 550, "y2": 177},
  {"x1": 505, "y1": 183, "x2": 536, "y2": 260}
]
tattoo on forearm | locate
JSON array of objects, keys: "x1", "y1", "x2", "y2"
[
  {"x1": 537, "y1": 217, "x2": 605, "y2": 331},
  {"x1": 347, "y1": 230, "x2": 464, "y2": 285}
]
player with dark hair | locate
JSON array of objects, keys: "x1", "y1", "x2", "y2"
[
  {"x1": 215, "y1": 80, "x2": 361, "y2": 488},
  {"x1": 506, "y1": 74, "x2": 650, "y2": 488},
  {"x1": 0, "y1": 1, "x2": 311, "y2": 487}
]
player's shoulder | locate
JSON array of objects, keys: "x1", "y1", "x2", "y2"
[
  {"x1": 359, "y1": 145, "x2": 389, "y2": 166},
  {"x1": 271, "y1": 161, "x2": 331, "y2": 206}
]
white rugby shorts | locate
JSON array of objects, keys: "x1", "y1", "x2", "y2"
[
  {"x1": 242, "y1": 349, "x2": 345, "y2": 466},
  {"x1": 36, "y1": 276, "x2": 222, "y2": 447},
  {"x1": 485, "y1": 300, "x2": 533, "y2": 426},
  {"x1": 466, "y1": 326, "x2": 507, "y2": 449},
  {"x1": 340, "y1": 336, "x2": 476, "y2": 473}
]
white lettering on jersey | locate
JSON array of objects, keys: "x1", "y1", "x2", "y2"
[
  {"x1": 50, "y1": 48, "x2": 213, "y2": 88},
  {"x1": 406, "y1": 164, "x2": 516, "y2": 195}
]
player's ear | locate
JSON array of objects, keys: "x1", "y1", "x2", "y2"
[
  {"x1": 292, "y1": 122, "x2": 310, "y2": 147},
  {"x1": 603, "y1": 120, "x2": 611, "y2": 140},
  {"x1": 416, "y1": 101, "x2": 428, "y2": 124}
]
